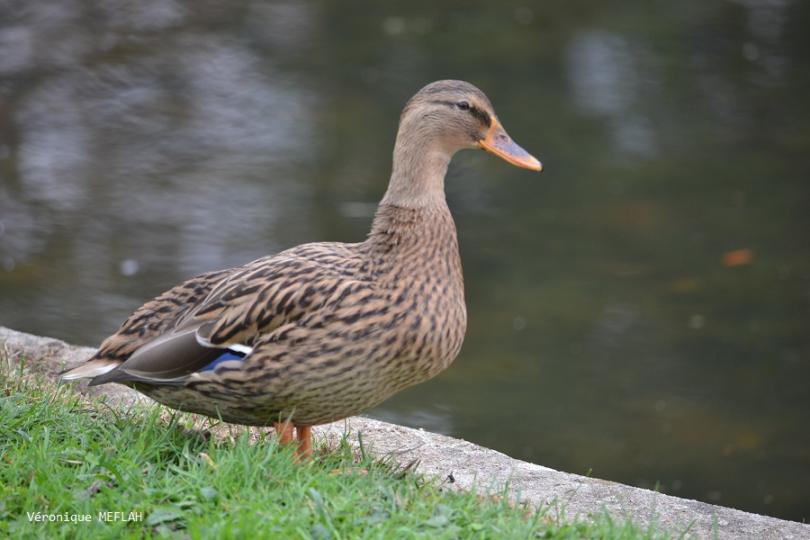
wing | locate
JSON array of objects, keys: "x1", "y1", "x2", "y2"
[
  {"x1": 60, "y1": 267, "x2": 234, "y2": 382},
  {"x1": 88, "y1": 326, "x2": 227, "y2": 386},
  {"x1": 93, "y1": 267, "x2": 234, "y2": 362},
  {"x1": 185, "y1": 248, "x2": 363, "y2": 347},
  {"x1": 79, "y1": 242, "x2": 370, "y2": 386}
]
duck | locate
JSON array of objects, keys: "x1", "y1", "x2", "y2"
[{"x1": 61, "y1": 80, "x2": 542, "y2": 456}]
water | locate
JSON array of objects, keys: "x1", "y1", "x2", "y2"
[{"x1": 1, "y1": 0, "x2": 809, "y2": 522}]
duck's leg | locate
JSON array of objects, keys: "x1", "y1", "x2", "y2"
[
  {"x1": 295, "y1": 425, "x2": 313, "y2": 458},
  {"x1": 273, "y1": 421, "x2": 294, "y2": 445}
]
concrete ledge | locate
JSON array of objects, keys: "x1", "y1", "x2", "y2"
[{"x1": 2, "y1": 326, "x2": 807, "y2": 539}]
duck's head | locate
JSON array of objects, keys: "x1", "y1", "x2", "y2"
[{"x1": 398, "y1": 79, "x2": 542, "y2": 172}]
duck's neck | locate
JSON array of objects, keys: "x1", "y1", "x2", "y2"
[
  {"x1": 378, "y1": 128, "x2": 452, "y2": 210},
  {"x1": 368, "y1": 134, "x2": 460, "y2": 271}
]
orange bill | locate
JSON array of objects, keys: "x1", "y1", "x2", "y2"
[{"x1": 478, "y1": 120, "x2": 542, "y2": 171}]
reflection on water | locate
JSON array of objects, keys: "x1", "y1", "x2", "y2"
[
  {"x1": 1, "y1": 0, "x2": 809, "y2": 522},
  {"x1": 569, "y1": 30, "x2": 657, "y2": 158}
]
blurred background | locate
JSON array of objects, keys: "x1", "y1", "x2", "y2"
[{"x1": 1, "y1": 0, "x2": 808, "y2": 522}]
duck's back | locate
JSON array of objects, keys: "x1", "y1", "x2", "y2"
[{"x1": 89, "y1": 241, "x2": 367, "y2": 366}]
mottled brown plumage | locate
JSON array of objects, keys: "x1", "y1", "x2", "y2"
[{"x1": 61, "y1": 80, "x2": 542, "y2": 454}]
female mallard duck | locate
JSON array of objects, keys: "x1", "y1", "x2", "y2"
[{"x1": 61, "y1": 80, "x2": 542, "y2": 455}]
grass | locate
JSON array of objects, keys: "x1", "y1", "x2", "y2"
[{"x1": 0, "y1": 363, "x2": 665, "y2": 539}]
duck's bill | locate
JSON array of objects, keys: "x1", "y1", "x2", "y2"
[{"x1": 478, "y1": 122, "x2": 543, "y2": 172}]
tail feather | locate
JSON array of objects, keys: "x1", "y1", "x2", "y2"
[{"x1": 60, "y1": 359, "x2": 121, "y2": 381}]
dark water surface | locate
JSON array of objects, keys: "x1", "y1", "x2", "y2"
[{"x1": 1, "y1": 0, "x2": 809, "y2": 522}]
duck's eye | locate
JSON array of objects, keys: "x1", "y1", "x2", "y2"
[{"x1": 455, "y1": 100, "x2": 471, "y2": 111}]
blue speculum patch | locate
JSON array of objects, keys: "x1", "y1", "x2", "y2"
[{"x1": 199, "y1": 349, "x2": 246, "y2": 372}]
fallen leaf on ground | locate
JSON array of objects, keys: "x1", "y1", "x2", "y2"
[{"x1": 723, "y1": 248, "x2": 754, "y2": 267}]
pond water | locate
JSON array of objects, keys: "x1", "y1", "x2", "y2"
[{"x1": 1, "y1": 0, "x2": 808, "y2": 522}]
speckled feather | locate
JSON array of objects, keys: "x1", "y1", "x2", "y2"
[{"x1": 61, "y1": 80, "x2": 539, "y2": 429}]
